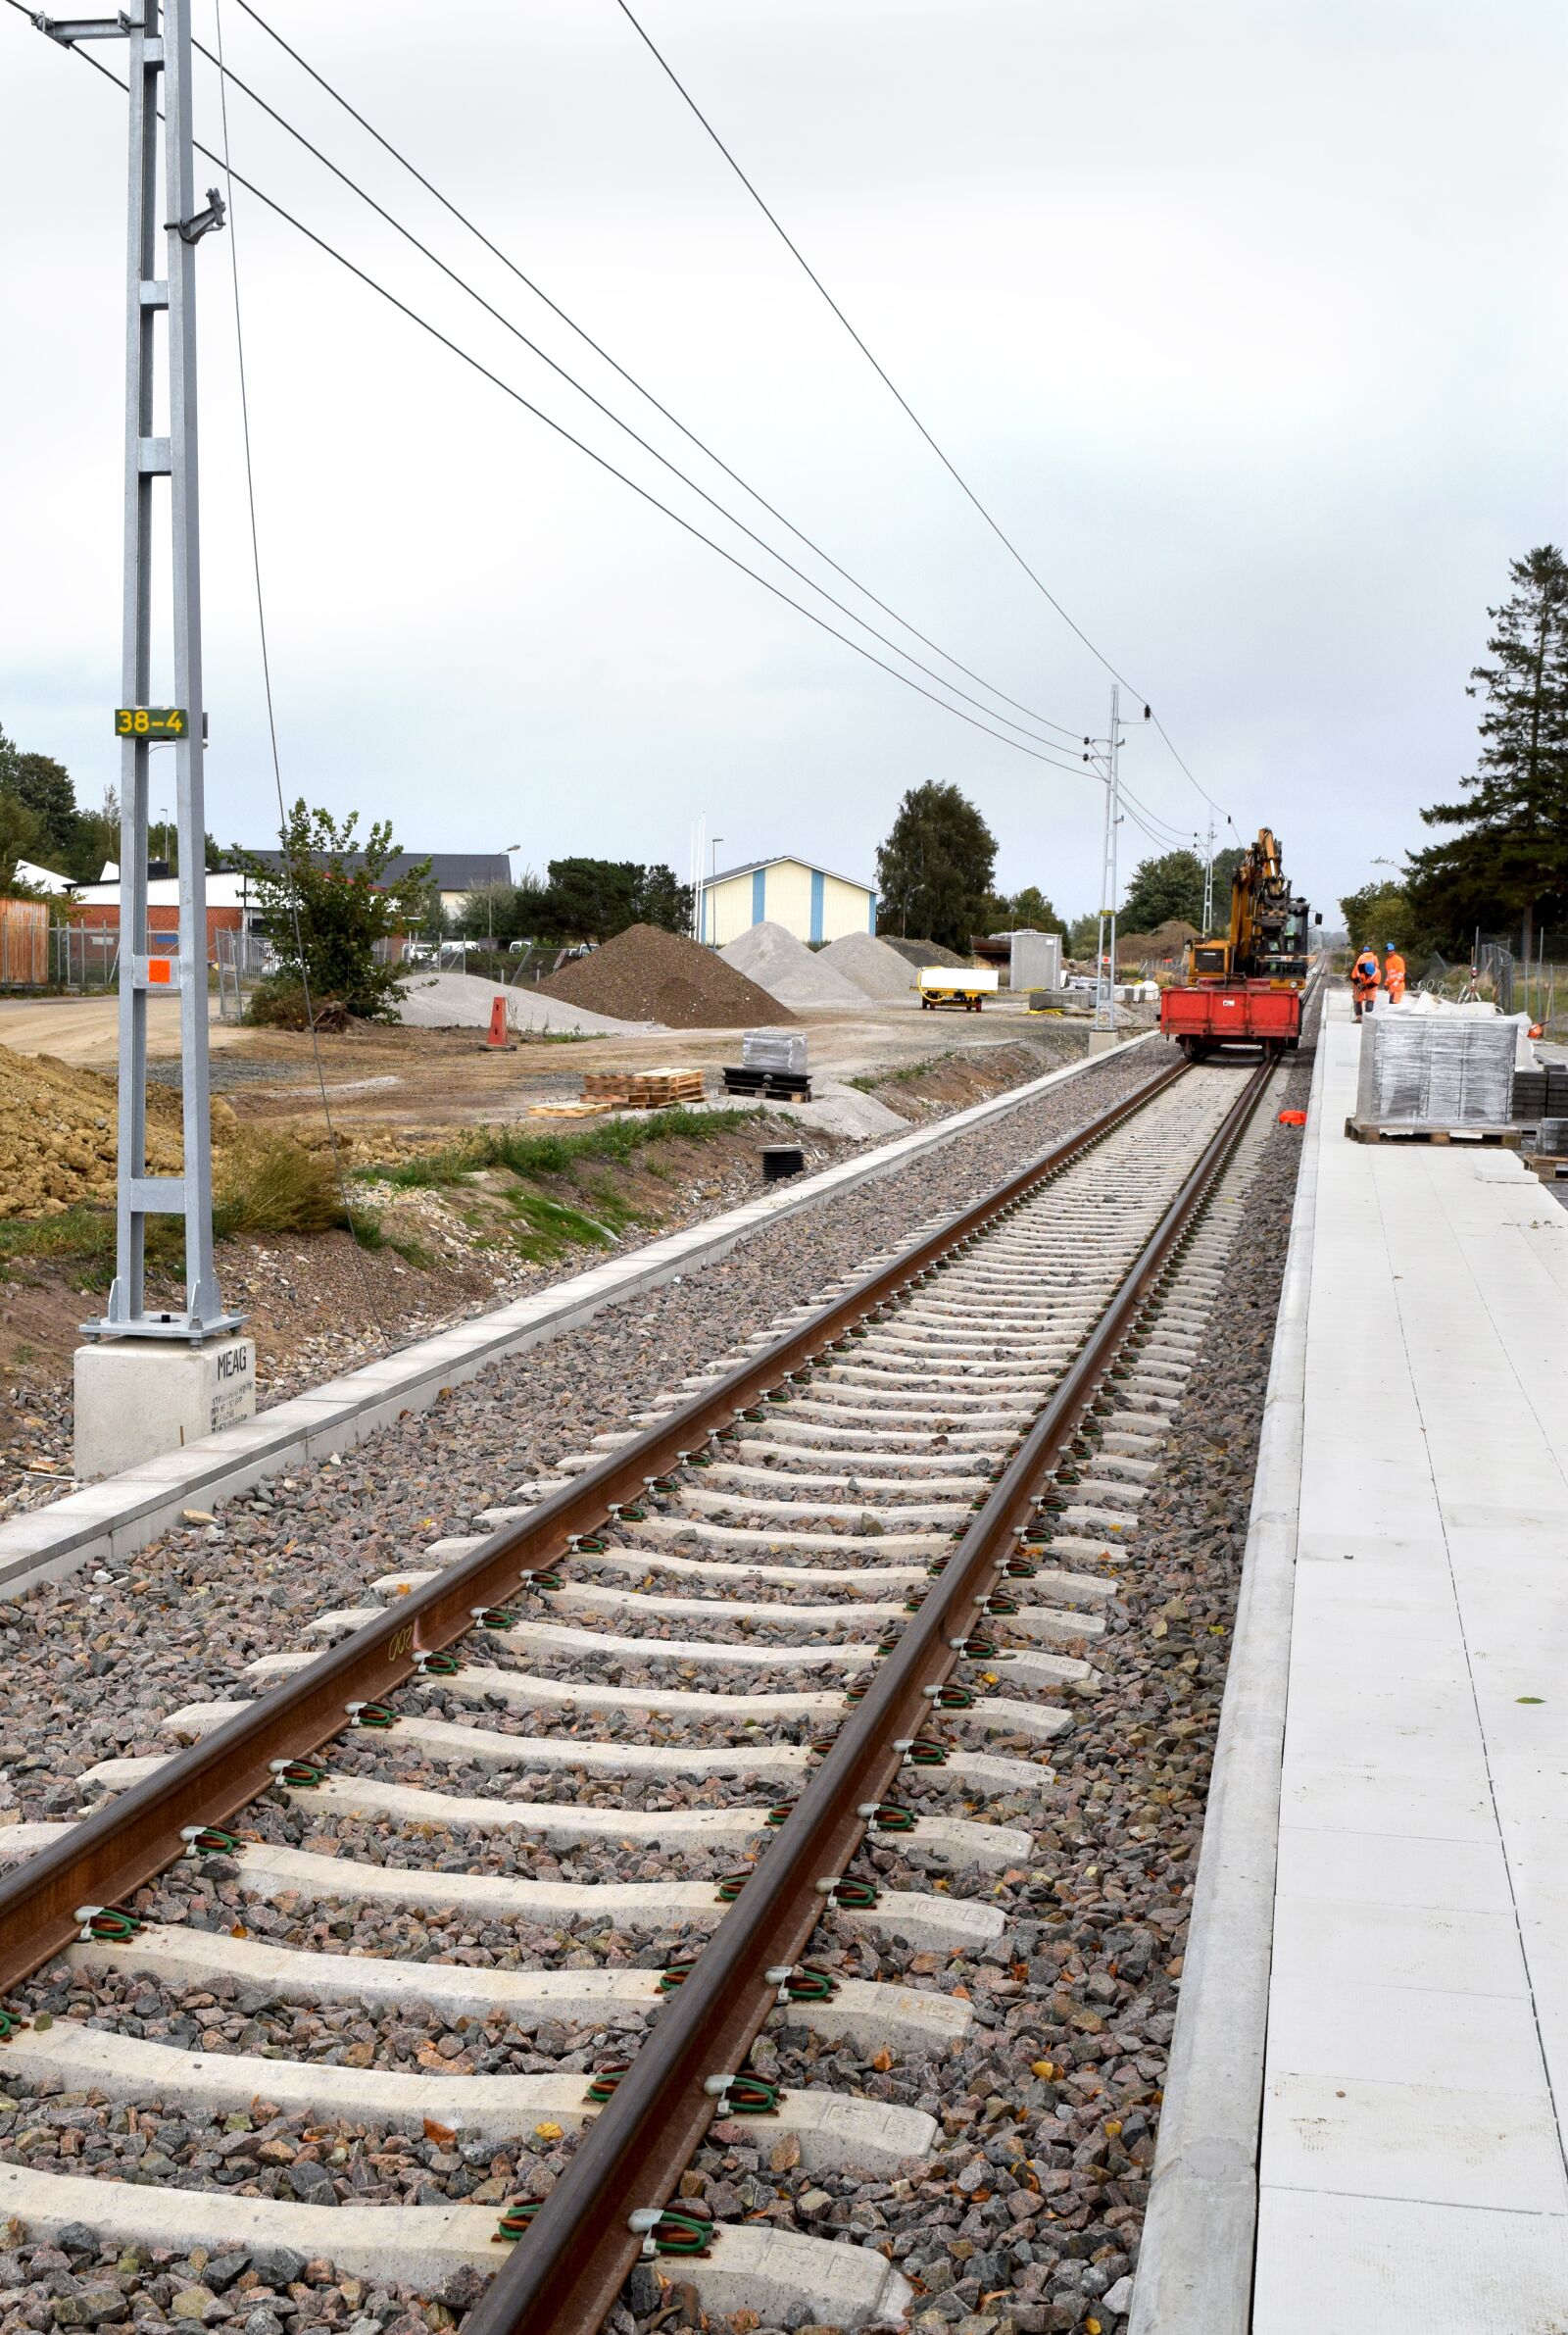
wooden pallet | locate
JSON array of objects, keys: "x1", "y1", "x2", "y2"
[
  {"x1": 722, "y1": 1067, "x2": 812, "y2": 1101},
  {"x1": 528, "y1": 1098, "x2": 615, "y2": 1119},
  {"x1": 1524, "y1": 1153, "x2": 1568, "y2": 1181},
  {"x1": 1344, "y1": 1117, "x2": 1525, "y2": 1148},
  {"x1": 582, "y1": 1068, "x2": 706, "y2": 1109}
]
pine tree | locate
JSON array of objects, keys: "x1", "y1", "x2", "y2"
[{"x1": 1410, "y1": 546, "x2": 1568, "y2": 955}]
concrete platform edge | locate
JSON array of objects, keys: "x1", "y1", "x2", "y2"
[
  {"x1": 1128, "y1": 1020, "x2": 1324, "y2": 2334},
  {"x1": 0, "y1": 1034, "x2": 1157, "y2": 1599}
]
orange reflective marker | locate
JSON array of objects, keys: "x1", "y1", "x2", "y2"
[{"x1": 147, "y1": 959, "x2": 172, "y2": 985}]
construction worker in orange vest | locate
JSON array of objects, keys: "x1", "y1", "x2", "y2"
[
  {"x1": 1350, "y1": 945, "x2": 1380, "y2": 1020},
  {"x1": 1384, "y1": 942, "x2": 1407, "y2": 1003}
]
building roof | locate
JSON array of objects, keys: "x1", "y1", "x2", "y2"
[
  {"x1": 14, "y1": 859, "x2": 75, "y2": 895},
  {"x1": 709, "y1": 854, "x2": 872, "y2": 892},
  {"x1": 236, "y1": 850, "x2": 511, "y2": 891}
]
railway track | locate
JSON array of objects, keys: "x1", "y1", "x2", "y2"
[{"x1": 0, "y1": 1051, "x2": 1285, "y2": 2335}]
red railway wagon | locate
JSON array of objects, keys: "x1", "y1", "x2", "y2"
[{"x1": 1159, "y1": 979, "x2": 1301, "y2": 1060}]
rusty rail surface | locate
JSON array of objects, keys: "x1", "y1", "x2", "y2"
[
  {"x1": 464, "y1": 1053, "x2": 1277, "y2": 2334},
  {"x1": 0, "y1": 1053, "x2": 1189, "y2": 1996}
]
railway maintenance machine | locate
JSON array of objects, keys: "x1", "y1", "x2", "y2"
[{"x1": 1159, "y1": 827, "x2": 1319, "y2": 1059}]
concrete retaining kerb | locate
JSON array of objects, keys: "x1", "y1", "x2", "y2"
[
  {"x1": 1128, "y1": 1016, "x2": 1327, "y2": 2334},
  {"x1": 0, "y1": 1033, "x2": 1158, "y2": 1599}
]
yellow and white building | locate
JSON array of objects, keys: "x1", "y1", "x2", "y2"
[{"x1": 701, "y1": 856, "x2": 876, "y2": 949}]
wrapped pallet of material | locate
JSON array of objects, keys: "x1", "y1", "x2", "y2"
[
  {"x1": 1355, "y1": 1013, "x2": 1516, "y2": 1125},
  {"x1": 742, "y1": 1029, "x2": 808, "y2": 1075}
]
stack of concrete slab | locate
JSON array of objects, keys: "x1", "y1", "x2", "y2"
[{"x1": 1354, "y1": 1013, "x2": 1515, "y2": 1126}]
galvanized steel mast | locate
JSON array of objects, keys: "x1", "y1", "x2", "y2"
[{"x1": 42, "y1": 0, "x2": 240, "y2": 1341}]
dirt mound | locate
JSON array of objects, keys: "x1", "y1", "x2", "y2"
[
  {"x1": 878, "y1": 935, "x2": 969, "y2": 969},
  {"x1": 538, "y1": 923, "x2": 795, "y2": 1030},
  {"x1": 821, "y1": 931, "x2": 917, "y2": 1000},
  {"x1": 720, "y1": 921, "x2": 863, "y2": 1007},
  {"x1": 0, "y1": 1046, "x2": 234, "y2": 1219}
]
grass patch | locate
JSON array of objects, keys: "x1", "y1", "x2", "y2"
[
  {"x1": 366, "y1": 1107, "x2": 758, "y2": 1190},
  {"x1": 212, "y1": 1137, "x2": 348, "y2": 1239},
  {"x1": 504, "y1": 1190, "x2": 624, "y2": 1266},
  {"x1": 846, "y1": 1056, "x2": 948, "y2": 1093}
]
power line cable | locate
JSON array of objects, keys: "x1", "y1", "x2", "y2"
[
  {"x1": 611, "y1": 0, "x2": 1234, "y2": 819},
  {"x1": 185, "y1": 26, "x2": 1087, "y2": 763},
  {"x1": 213, "y1": 0, "x2": 387, "y2": 1342},
  {"x1": 11, "y1": 12, "x2": 1100, "y2": 782},
  {"x1": 230, "y1": 0, "x2": 1084, "y2": 748}
]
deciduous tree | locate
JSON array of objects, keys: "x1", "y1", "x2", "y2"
[
  {"x1": 232, "y1": 805, "x2": 431, "y2": 1022},
  {"x1": 1119, "y1": 849, "x2": 1205, "y2": 933},
  {"x1": 875, "y1": 782, "x2": 997, "y2": 953}
]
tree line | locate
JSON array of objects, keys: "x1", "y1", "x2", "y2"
[{"x1": 873, "y1": 777, "x2": 1240, "y2": 958}]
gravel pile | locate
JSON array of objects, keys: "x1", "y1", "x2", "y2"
[
  {"x1": 718, "y1": 922, "x2": 864, "y2": 1008},
  {"x1": 820, "y1": 932, "x2": 921, "y2": 1001},
  {"x1": 880, "y1": 937, "x2": 969, "y2": 969},
  {"x1": 395, "y1": 970, "x2": 655, "y2": 1036},
  {"x1": 538, "y1": 925, "x2": 792, "y2": 1030}
]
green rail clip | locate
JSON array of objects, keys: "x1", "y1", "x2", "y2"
[
  {"x1": 724, "y1": 2074, "x2": 782, "y2": 2115},
  {"x1": 782, "y1": 1963, "x2": 838, "y2": 2002},
  {"x1": 869, "y1": 1803, "x2": 916, "y2": 1832},
  {"x1": 493, "y1": 2199, "x2": 545, "y2": 2243},
  {"x1": 829, "y1": 1877, "x2": 880, "y2": 1910},
  {"x1": 350, "y1": 1702, "x2": 399, "y2": 1730},
  {"x1": 652, "y1": 2207, "x2": 713, "y2": 2258},
  {"x1": 277, "y1": 1759, "x2": 326, "y2": 1788}
]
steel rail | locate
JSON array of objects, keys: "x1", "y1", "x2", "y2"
[
  {"x1": 464, "y1": 1052, "x2": 1278, "y2": 2335},
  {"x1": 0, "y1": 1053, "x2": 1189, "y2": 1995}
]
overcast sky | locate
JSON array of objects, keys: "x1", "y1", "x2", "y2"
[{"x1": 3, "y1": 0, "x2": 1563, "y2": 923}]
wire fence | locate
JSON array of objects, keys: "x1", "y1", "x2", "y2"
[
  {"x1": 215, "y1": 925, "x2": 275, "y2": 1021},
  {"x1": 1412, "y1": 934, "x2": 1565, "y2": 1040},
  {"x1": 51, "y1": 921, "x2": 120, "y2": 991}
]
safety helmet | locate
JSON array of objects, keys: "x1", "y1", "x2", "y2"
[{"x1": 1385, "y1": 941, "x2": 1396, "y2": 952}]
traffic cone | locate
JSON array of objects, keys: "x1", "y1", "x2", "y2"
[{"x1": 486, "y1": 995, "x2": 509, "y2": 1049}]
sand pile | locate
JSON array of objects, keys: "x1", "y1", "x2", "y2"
[
  {"x1": 0, "y1": 1046, "x2": 235, "y2": 1219},
  {"x1": 821, "y1": 931, "x2": 919, "y2": 1001},
  {"x1": 720, "y1": 921, "x2": 864, "y2": 1007},
  {"x1": 879, "y1": 935, "x2": 969, "y2": 969},
  {"x1": 539, "y1": 923, "x2": 794, "y2": 1030}
]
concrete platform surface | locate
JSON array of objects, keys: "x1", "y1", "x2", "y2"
[{"x1": 1257, "y1": 988, "x2": 1568, "y2": 2330}]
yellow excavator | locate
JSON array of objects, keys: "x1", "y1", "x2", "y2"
[{"x1": 1160, "y1": 828, "x2": 1317, "y2": 1059}]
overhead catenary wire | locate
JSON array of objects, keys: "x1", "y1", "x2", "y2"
[
  {"x1": 183, "y1": 25, "x2": 1088, "y2": 764},
  {"x1": 212, "y1": 0, "x2": 387, "y2": 1342},
  {"x1": 9, "y1": 12, "x2": 1101, "y2": 784},
  {"x1": 229, "y1": 0, "x2": 1085, "y2": 749},
  {"x1": 611, "y1": 0, "x2": 1234, "y2": 822}
]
